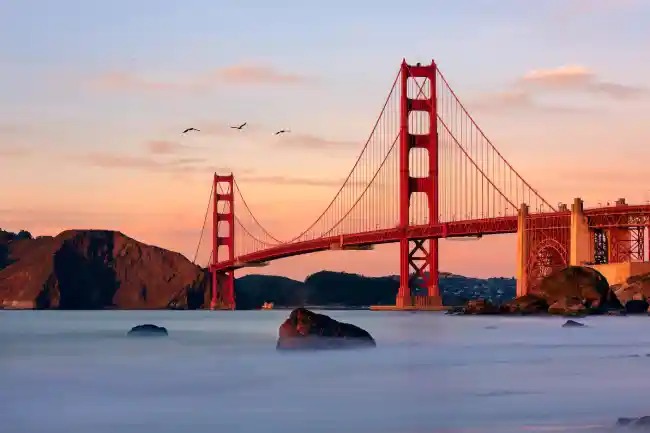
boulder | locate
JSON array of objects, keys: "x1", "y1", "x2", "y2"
[
  {"x1": 562, "y1": 319, "x2": 585, "y2": 328},
  {"x1": 460, "y1": 299, "x2": 501, "y2": 314},
  {"x1": 127, "y1": 324, "x2": 168, "y2": 337},
  {"x1": 616, "y1": 416, "x2": 650, "y2": 429},
  {"x1": 624, "y1": 299, "x2": 649, "y2": 314},
  {"x1": 501, "y1": 294, "x2": 549, "y2": 314},
  {"x1": 276, "y1": 308, "x2": 376, "y2": 351},
  {"x1": 548, "y1": 297, "x2": 587, "y2": 316},
  {"x1": 612, "y1": 273, "x2": 650, "y2": 305},
  {"x1": 536, "y1": 266, "x2": 622, "y2": 315}
]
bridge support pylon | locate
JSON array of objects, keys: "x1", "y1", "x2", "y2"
[
  {"x1": 208, "y1": 173, "x2": 235, "y2": 310},
  {"x1": 515, "y1": 204, "x2": 529, "y2": 297},
  {"x1": 396, "y1": 59, "x2": 442, "y2": 309},
  {"x1": 570, "y1": 197, "x2": 592, "y2": 266}
]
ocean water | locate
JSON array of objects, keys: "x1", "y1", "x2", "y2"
[{"x1": 0, "y1": 310, "x2": 649, "y2": 433}]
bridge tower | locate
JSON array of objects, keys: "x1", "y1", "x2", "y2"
[
  {"x1": 397, "y1": 59, "x2": 442, "y2": 308},
  {"x1": 209, "y1": 173, "x2": 235, "y2": 310}
]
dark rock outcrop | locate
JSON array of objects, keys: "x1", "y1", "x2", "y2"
[
  {"x1": 457, "y1": 266, "x2": 622, "y2": 316},
  {"x1": 461, "y1": 299, "x2": 501, "y2": 314},
  {"x1": 624, "y1": 299, "x2": 649, "y2": 314},
  {"x1": 612, "y1": 273, "x2": 650, "y2": 305},
  {"x1": 562, "y1": 319, "x2": 585, "y2": 327},
  {"x1": 616, "y1": 416, "x2": 650, "y2": 429},
  {"x1": 0, "y1": 229, "x2": 208, "y2": 309},
  {"x1": 537, "y1": 266, "x2": 621, "y2": 315},
  {"x1": 127, "y1": 324, "x2": 168, "y2": 336},
  {"x1": 276, "y1": 308, "x2": 376, "y2": 351},
  {"x1": 501, "y1": 294, "x2": 549, "y2": 314}
]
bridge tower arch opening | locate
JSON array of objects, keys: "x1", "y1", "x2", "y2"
[
  {"x1": 397, "y1": 59, "x2": 442, "y2": 308},
  {"x1": 526, "y1": 238, "x2": 568, "y2": 292}
]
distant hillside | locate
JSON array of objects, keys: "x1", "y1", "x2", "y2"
[{"x1": 233, "y1": 271, "x2": 516, "y2": 310}]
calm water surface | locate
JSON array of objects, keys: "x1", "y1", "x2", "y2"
[{"x1": 1, "y1": 310, "x2": 649, "y2": 433}]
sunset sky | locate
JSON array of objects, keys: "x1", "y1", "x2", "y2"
[{"x1": 1, "y1": 0, "x2": 649, "y2": 280}]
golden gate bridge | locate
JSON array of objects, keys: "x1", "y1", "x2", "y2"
[{"x1": 192, "y1": 59, "x2": 650, "y2": 310}]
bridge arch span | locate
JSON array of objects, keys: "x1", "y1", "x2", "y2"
[{"x1": 526, "y1": 238, "x2": 568, "y2": 291}]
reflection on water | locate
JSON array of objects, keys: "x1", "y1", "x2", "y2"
[{"x1": 0, "y1": 310, "x2": 649, "y2": 433}]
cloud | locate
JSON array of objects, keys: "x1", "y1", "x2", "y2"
[
  {"x1": 0, "y1": 124, "x2": 28, "y2": 136},
  {"x1": 196, "y1": 120, "x2": 251, "y2": 135},
  {"x1": 520, "y1": 65, "x2": 647, "y2": 100},
  {"x1": 470, "y1": 65, "x2": 646, "y2": 112},
  {"x1": 238, "y1": 174, "x2": 375, "y2": 188},
  {"x1": 238, "y1": 175, "x2": 343, "y2": 187},
  {"x1": 87, "y1": 64, "x2": 310, "y2": 93},
  {"x1": 275, "y1": 133, "x2": 357, "y2": 149},
  {"x1": 0, "y1": 147, "x2": 30, "y2": 158},
  {"x1": 470, "y1": 90, "x2": 535, "y2": 111},
  {"x1": 208, "y1": 65, "x2": 308, "y2": 85},
  {"x1": 88, "y1": 71, "x2": 185, "y2": 92},
  {"x1": 188, "y1": 122, "x2": 355, "y2": 151},
  {"x1": 144, "y1": 140, "x2": 191, "y2": 155},
  {"x1": 83, "y1": 152, "x2": 213, "y2": 173}
]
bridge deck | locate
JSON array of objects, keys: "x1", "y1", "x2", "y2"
[{"x1": 210, "y1": 205, "x2": 650, "y2": 272}]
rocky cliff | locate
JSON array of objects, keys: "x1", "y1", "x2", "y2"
[{"x1": 0, "y1": 229, "x2": 207, "y2": 309}]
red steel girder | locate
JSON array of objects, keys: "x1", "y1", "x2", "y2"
[
  {"x1": 587, "y1": 212, "x2": 650, "y2": 228},
  {"x1": 212, "y1": 207, "x2": 650, "y2": 273}
]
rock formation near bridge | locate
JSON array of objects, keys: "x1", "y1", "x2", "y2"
[
  {"x1": 537, "y1": 266, "x2": 622, "y2": 314},
  {"x1": 0, "y1": 229, "x2": 207, "y2": 309},
  {"x1": 611, "y1": 273, "x2": 650, "y2": 307},
  {"x1": 276, "y1": 308, "x2": 376, "y2": 351},
  {"x1": 456, "y1": 266, "x2": 624, "y2": 315}
]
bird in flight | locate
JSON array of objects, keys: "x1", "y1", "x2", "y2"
[
  {"x1": 230, "y1": 122, "x2": 247, "y2": 130},
  {"x1": 182, "y1": 127, "x2": 200, "y2": 134},
  {"x1": 274, "y1": 129, "x2": 290, "y2": 135}
]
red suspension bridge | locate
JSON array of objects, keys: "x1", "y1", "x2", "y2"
[{"x1": 193, "y1": 59, "x2": 650, "y2": 310}]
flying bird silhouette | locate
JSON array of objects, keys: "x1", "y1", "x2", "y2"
[
  {"x1": 182, "y1": 128, "x2": 200, "y2": 134},
  {"x1": 274, "y1": 129, "x2": 290, "y2": 135},
  {"x1": 230, "y1": 122, "x2": 247, "y2": 130}
]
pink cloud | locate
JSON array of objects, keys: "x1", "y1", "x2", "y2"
[
  {"x1": 87, "y1": 64, "x2": 310, "y2": 93},
  {"x1": 239, "y1": 174, "x2": 347, "y2": 187},
  {"x1": 0, "y1": 147, "x2": 30, "y2": 158},
  {"x1": 82, "y1": 152, "x2": 215, "y2": 174},
  {"x1": 470, "y1": 90, "x2": 535, "y2": 111},
  {"x1": 208, "y1": 65, "x2": 307, "y2": 85},
  {"x1": 88, "y1": 71, "x2": 185, "y2": 92},
  {"x1": 521, "y1": 65, "x2": 646, "y2": 99},
  {"x1": 145, "y1": 140, "x2": 191, "y2": 155},
  {"x1": 275, "y1": 133, "x2": 357, "y2": 149},
  {"x1": 470, "y1": 65, "x2": 646, "y2": 112}
]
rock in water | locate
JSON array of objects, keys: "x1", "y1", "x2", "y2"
[
  {"x1": 616, "y1": 416, "x2": 650, "y2": 429},
  {"x1": 562, "y1": 319, "x2": 585, "y2": 328},
  {"x1": 276, "y1": 308, "x2": 376, "y2": 351},
  {"x1": 127, "y1": 324, "x2": 168, "y2": 337}
]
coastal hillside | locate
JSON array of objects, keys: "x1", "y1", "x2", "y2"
[{"x1": 0, "y1": 229, "x2": 206, "y2": 309}]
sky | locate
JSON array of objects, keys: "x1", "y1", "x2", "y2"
[{"x1": 1, "y1": 0, "x2": 649, "y2": 280}]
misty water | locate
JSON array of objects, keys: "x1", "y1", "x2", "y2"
[{"x1": 1, "y1": 310, "x2": 649, "y2": 433}]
